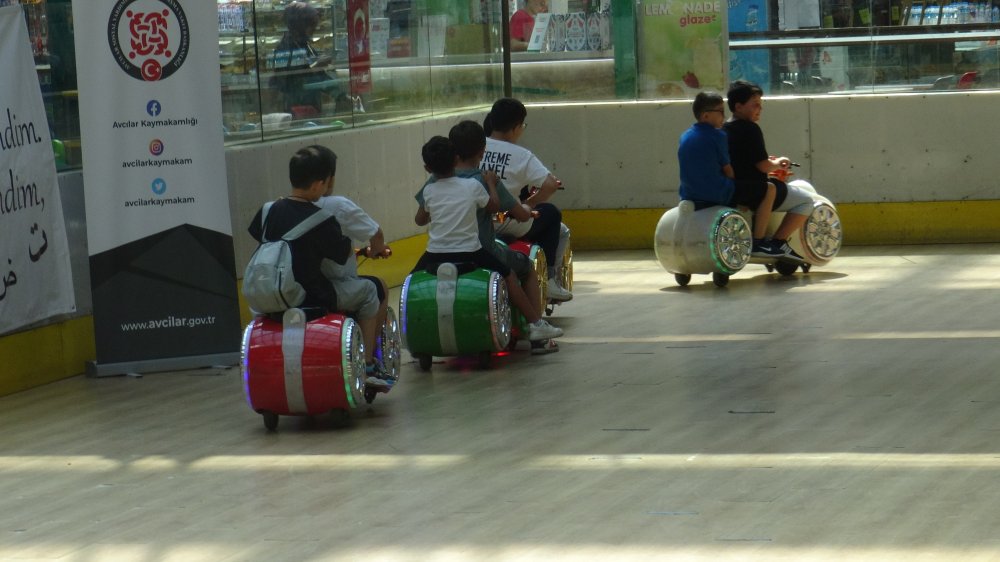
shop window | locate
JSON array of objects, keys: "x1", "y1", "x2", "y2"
[
  {"x1": 10, "y1": 0, "x2": 1000, "y2": 155},
  {"x1": 218, "y1": 0, "x2": 505, "y2": 143}
]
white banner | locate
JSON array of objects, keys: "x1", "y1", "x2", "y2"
[
  {"x1": 73, "y1": 0, "x2": 241, "y2": 372},
  {"x1": 0, "y1": 5, "x2": 76, "y2": 335}
]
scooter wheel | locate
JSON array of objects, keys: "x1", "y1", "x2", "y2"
[
  {"x1": 775, "y1": 261, "x2": 799, "y2": 276},
  {"x1": 478, "y1": 351, "x2": 492, "y2": 369},
  {"x1": 262, "y1": 412, "x2": 279, "y2": 432},
  {"x1": 674, "y1": 273, "x2": 691, "y2": 287},
  {"x1": 364, "y1": 388, "x2": 377, "y2": 404},
  {"x1": 801, "y1": 263, "x2": 812, "y2": 273},
  {"x1": 417, "y1": 354, "x2": 433, "y2": 371},
  {"x1": 712, "y1": 272, "x2": 730, "y2": 287}
]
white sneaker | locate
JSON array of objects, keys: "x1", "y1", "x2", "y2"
[
  {"x1": 531, "y1": 339, "x2": 560, "y2": 355},
  {"x1": 528, "y1": 319, "x2": 563, "y2": 341},
  {"x1": 546, "y1": 279, "x2": 573, "y2": 302}
]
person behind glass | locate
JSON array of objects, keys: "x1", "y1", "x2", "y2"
[
  {"x1": 510, "y1": 0, "x2": 549, "y2": 52},
  {"x1": 482, "y1": 97, "x2": 572, "y2": 301},
  {"x1": 314, "y1": 154, "x2": 395, "y2": 389},
  {"x1": 247, "y1": 145, "x2": 353, "y2": 314},
  {"x1": 269, "y1": 1, "x2": 334, "y2": 115},
  {"x1": 413, "y1": 136, "x2": 564, "y2": 343},
  {"x1": 725, "y1": 80, "x2": 815, "y2": 260}
]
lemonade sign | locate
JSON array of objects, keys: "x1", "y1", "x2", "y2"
[{"x1": 638, "y1": 1, "x2": 727, "y2": 98}]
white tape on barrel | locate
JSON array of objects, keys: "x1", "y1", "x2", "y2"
[
  {"x1": 281, "y1": 308, "x2": 308, "y2": 414},
  {"x1": 436, "y1": 263, "x2": 459, "y2": 355}
]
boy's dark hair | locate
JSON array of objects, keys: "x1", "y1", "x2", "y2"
[
  {"x1": 289, "y1": 144, "x2": 336, "y2": 189},
  {"x1": 449, "y1": 120, "x2": 487, "y2": 160},
  {"x1": 727, "y1": 80, "x2": 763, "y2": 111},
  {"x1": 692, "y1": 91, "x2": 724, "y2": 118},
  {"x1": 422, "y1": 136, "x2": 456, "y2": 176},
  {"x1": 483, "y1": 97, "x2": 527, "y2": 135}
]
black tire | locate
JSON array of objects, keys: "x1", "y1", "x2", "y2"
[
  {"x1": 801, "y1": 263, "x2": 812, "y2": 273},
  {"x1": 775, "y1": 261, "x2": 799, "y2": 276},
  {"x1": 674, "y1": 273, "x2": 691, "y2": 287},
  {"x1": 478, "y1": 351, "x2": 492, "y2": 369},
  {"x1": 712, "y1": 272, "x2": 730, "y2": 287},
  {"x1": 417, "y1": 354, "x2": 433, "y2": 371},
  {"x1": 262, "y1": 412, "x2": 278, "y2": 432},
  {"x1": 364, "y1": 388, "x2": 377, "y2": 404}
]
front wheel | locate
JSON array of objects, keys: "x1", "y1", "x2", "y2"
[
  {"x1": 712, "y1": 272, "x2": 730, "y2": 287},
  {"x1": 675, "y1": 273, "x2": 692, "y2": 287},
  {"x1": 478, "y1": 351, "x2": 492, "y2": 370},
  {"x1": 262, "y1": 412, "x2": 279, "y2": 432},
  {"x1": 417, "y1": 354, "x2": 433, "y2": 371},
  {"x1": 775, "y1": 261, "x2": 799, "y2": 276}
]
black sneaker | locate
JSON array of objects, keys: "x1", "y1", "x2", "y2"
[
  {"x1": 751, "y1": 239, "x2": 784, "y2": 258},
  {"x1": 775, "y1": 240, "x2": 806, "y2": 262},
  {"x1": 365, "y1": 362, "x2": 393, "y2": 389}
]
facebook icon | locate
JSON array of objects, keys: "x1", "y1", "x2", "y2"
[{"x1": 147, "y1": 100, "x2": 162, "y2": 117}]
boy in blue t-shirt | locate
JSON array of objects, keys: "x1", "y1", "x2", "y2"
[{"x1": 678, "y1": 91, "x2": 782, "y2": 257}]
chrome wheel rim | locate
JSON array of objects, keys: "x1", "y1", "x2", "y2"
[
  {"x1": 714, "y1": 212, "x2": 752, "y2": 271},
  {"x1": 804, "y1": 203, "x2": 843, "y2": 261},
  {"x1": 489, "y1": 272, "x2": 512, "y2": 350},
  {"x1": 342, "y1": 319, "x2": 366, "y2": 408},
  {"x1": 380, "y1": 307, "x2": 402, "y2": 383}
]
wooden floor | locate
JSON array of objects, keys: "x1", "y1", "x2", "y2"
[{"x1": 4, "y1": 245, "x2": 1000, "y2": 561}]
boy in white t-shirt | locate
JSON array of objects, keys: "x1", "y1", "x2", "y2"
[
  {"x1": 315, "y1": 181, "x2": 393, "y2": 388},
  {"x1": 481, "y1": 97, "x2": 572, "y2": 301},
  {"x1": 413, "y1": 136, "x2": 563, "y2": 342}
]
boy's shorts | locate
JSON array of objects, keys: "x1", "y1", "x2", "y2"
[
  {"x1": 774, "y1": 182, "x2": 816, "y2": 216},
  {"x1": 488, "y1": 240, "x2": 532, "y2": 281},
  {"x1": 494, "y1": 216, "x2": 532, "y2": 240},
  {"x1": 331, "y1": 275, "x2": 383, "y2": 319},
  {"x1": 733, "y1": 178, "x2": 788, "y2": 210}
]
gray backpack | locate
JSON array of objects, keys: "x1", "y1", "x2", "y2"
[{"x1": 243, "y1": 201, "x2": 332, "y2": 314}]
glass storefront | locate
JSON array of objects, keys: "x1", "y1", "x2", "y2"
[{"x1": 9, "y1": 0, "x2": 1000, "y2": 169}]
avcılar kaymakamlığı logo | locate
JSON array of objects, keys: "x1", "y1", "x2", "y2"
[{"x1": 108, "y1": 0, "x2": 190, "y2": 82}]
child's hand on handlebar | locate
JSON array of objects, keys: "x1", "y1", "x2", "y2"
[
  {"x1": 770, "y1": 156, "x2": 792, "y2": 169},
  {"x1": 357, "y1": 246, "x2": 392, "y2": 259}
]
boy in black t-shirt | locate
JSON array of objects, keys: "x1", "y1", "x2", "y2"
[{"x1": 724, "y1": 80, "x2": 807, "y2": 260}]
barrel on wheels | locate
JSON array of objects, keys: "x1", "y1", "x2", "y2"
[
  {"x1": 400, "y1": 263, "x2": 511, "y2": 370},
  {"x1": 241, "y1": 309, "x2": 366, "y2": 430}
]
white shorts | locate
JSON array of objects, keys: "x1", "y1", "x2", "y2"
[
  {"x1": 331, "y1": 276, "x2": 379, "y2": 319},
  {"x1": 494, "y1": 216, "x2": 532, "y2": 240},
  {"x1": 775, "y1": 183, "x2": 816, "y2": 216}
]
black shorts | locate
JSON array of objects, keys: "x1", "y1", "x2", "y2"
[
  {"x1": 732, "y1": 178, "x2": 788, "y2": 210},
  {"x1": 412, "y1": 248, "x2": 511, "y2": 277}
]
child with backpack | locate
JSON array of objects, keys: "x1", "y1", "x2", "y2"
[{"x1": 246, "y1": 145, "x2": 352, "y2": 314}]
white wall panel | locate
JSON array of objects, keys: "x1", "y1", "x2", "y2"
[{"x1": 223, "y1": 92, "x2": 1000, "y2": 269}]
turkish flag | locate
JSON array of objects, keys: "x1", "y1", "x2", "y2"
[{"x1": 347, "y1": 0, "x2": 372, "y2": 95}]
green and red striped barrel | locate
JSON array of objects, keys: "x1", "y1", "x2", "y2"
[{"x1": 400, "y1": 264, "x2": 511, "y2": 357}]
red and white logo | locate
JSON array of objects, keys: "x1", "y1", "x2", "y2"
[{"x1": 108, "y1": 0, "x2": 190, "y2": 82}]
